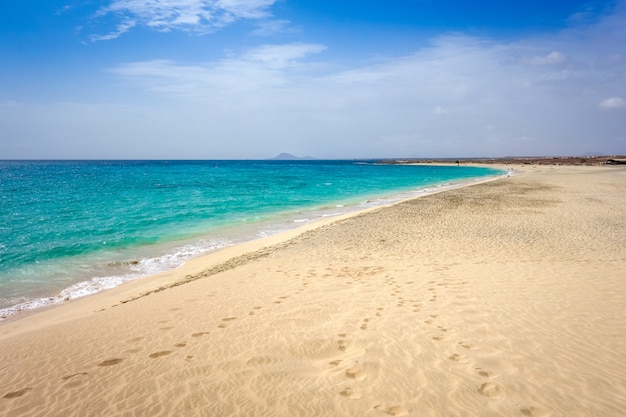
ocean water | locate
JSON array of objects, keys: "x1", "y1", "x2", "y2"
[{"x1": 0, "y1": 160, "x2": 502, "y2": 318}]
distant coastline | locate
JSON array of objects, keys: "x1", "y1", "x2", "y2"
[
  {"x1": 265, "y1": 154, "x2": 626, "y2": 165},
  {"x1": 379, "y1": 155, "x2": 626, "y2": 166}
]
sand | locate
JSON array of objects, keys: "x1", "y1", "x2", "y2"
[{"x1": 1, "y1": 164, "x2": 625, "y2": 417}]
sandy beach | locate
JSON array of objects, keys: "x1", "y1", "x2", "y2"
[{"x1": 1, "y1": 164, "x2": 625, "y2": 417}]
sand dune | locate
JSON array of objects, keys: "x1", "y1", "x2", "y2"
[{"x1": 1, "y1": 165, "x2": 625, "y2": 416}]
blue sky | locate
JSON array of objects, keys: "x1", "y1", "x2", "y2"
[{"x1": 1, "y1": 0, "x2": 625, "y2": 159}]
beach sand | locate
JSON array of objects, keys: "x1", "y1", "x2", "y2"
[{"x1": 1, "y1": 165, "x2": 625, "y2": 417}]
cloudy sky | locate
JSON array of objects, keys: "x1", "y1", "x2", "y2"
[{"x1": 1, "y1": 0, "x2": 625, "y2": 159}]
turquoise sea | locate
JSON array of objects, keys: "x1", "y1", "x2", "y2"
[{"x1": 0, "y1": 160, "x2": 502, "y2": 318}]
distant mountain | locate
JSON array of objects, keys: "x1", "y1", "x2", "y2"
[{"x1": 269, "y1": 153, "x2": 316, "y2": 160}]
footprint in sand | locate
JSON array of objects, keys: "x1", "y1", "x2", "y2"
[
  {"x1": 274, "y1": 296, "x2": 289, "y2": 304},
  {"x1": 127, "y1": 336, "x2": 144, "y2": 343},
  {"x1": 458, "y1": 341, "x2": 476, "y2": 350},
  {"x1": 62, "y1": 372, "x2": 89, "y2": 389},
  {"x1": 62, "y1": 372, "x2": 88, "y2": 381},
  {"x1": 475, "y1": 368, "x2": 497, "y2": 378},
  {"x1": 448, "y1": 354, "x2": 471, "y2": 364},
  {"x1": 345, "y1": 364, "x2": 367, "y2": 381},
  {"x1": 97, "y1": 358, "x2": 124, "y2": 367},
  {"x1": 191, "y1": 332, "x2": 209, "y2": 338},
  {"x1": 2, "y1": 388, "x2": 32, "y2": 399},
  {"x1": 374, "y1": 404, "x2": 409, "y2": 416},
  {"x1": 149, "y1": 351, "x2": 172, "y2": 359},
  {"x1": 478, "y1": 382, "x2": 504, "y2": 399},
  {"x1": 218, "y1": 317, "x2": 238, "y2": 328},
  {"x1": 521, "y1": 406, "x2": 551, "y2": 417},
  {"x1": 337, "y1": 334, "x2": 349, "y2": 351},
  {"x1": 250, "y1": 306, "x2": 263, "y2": 314},
  {"x1": 174, "y1": 342, "x2": 187, "y2": 348},
  {"x1": 339, "y1": 387, "x2": 362, "y2": 399}
]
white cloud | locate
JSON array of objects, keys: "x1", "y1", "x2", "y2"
[
  {"x1": 216, "y1": 0, "x2": 276, "y2": 19},
  {"x1": 599, "y1": 97, "x2": 626, "y2": 109},
  {"x1": 89, "y1": 19, "x2": 136, "y2": 42},
  {"x1": 99, "y1": 13, "x2": 626, "y2": 156},
  {"x1": 528, "y1": 51, "x2": 567, "y2": 66},
  {"x1": 102, "y1": 27, "x2": 624, "y2": 157},
  {"x1": 110, "y1": 43, "x2": 327, "y2": 95},
  {"x1": 242, "y1": 43, "x2": 326, "y2": 67},
  {"x1": 92, "y1": 0, "x2": 277, "y2": 40},
  {"x1": 252, "y1": 19, "x2": 293, "y2": 36}
]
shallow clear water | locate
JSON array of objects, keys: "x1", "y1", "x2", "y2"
[{"x1": 0, "y1": 160, "x2": 502, "y2": 317}]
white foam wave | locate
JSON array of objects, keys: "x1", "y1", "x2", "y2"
[
  {"x1": 0, "y1": 238, "x2": 231, "y2": 320},
  {"x1": 321, "y1": 212, "x2": 344, "y2": 218}
]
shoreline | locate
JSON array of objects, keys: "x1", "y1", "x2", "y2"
[
  {"x1": 1, "y1": 164, "x2": 624, "y2": 416},
  {"x1": 0, "y1": 168, "x2": 505, "y2": 324}
]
